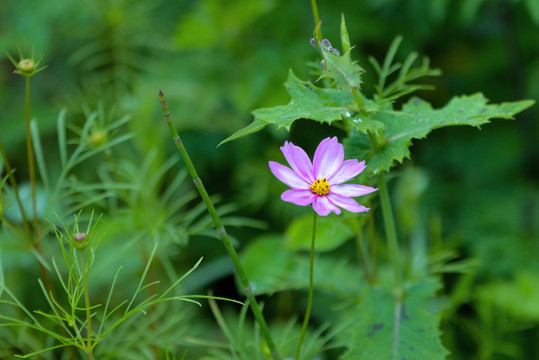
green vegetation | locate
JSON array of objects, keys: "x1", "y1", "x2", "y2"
[{"x1": 1, "y1": 1, "x2": 538, "y2": 359}]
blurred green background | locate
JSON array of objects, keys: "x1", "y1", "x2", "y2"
[{"x1": 1, "y1": 0, "x2": 539, "y2": 359}]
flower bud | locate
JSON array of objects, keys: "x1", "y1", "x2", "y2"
[
  {"x1": 17, "y1": 59, "x2": 35, "y2": 75},
  {"x1": 74, "y1": 232, "x2": 87, "y2": 243},
  {"x1": 90, "y1": 130, "x2": 106, "y2": 147}
]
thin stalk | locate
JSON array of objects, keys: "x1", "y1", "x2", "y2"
[
  {"x1": 368, "y1": 208, "x2": 377, "y2": 282},
  {"x1": 367, "y1": 133, "x2": 401, "y2": 291},
  {"x1": 159, "y1": 91, "x2": 280, "y2": 360},
  {"x1": 295, "y1": 212, "x2": 317, "y2": 360},
  {"x1": 24, "y1": 76, "x2": 39, "y2": 245},
  {"x1": 351, "y1": 87, "x2": 368, "y2": 117},
  {"x1": 355, "y1": 229, "x2": 373, "y2": 284},
  {"x1": 79, "y1": 249, "x2": 94, "y2": 358},
  {"x1": 377, "y1": 172, "x2": 402, "y2": 291},
  {"x1": 21, "y1": 75, "x2": 55, "y2": 301},
  {"x1": 310, "y1": 0, "x2": 321, "y2": 28},
  {"x1": 0, "y1": 138, "x2": 32, "y2": 243}
]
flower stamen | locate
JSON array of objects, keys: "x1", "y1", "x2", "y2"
[{"x1": 310, "y1": 178, "x2": 330, "y2": 196}]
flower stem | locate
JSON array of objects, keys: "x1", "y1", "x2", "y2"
[
  {"x1": 310, "y1": 0, "x2": 321, "y2": 27},
  {"x1": 377, "y1": 172, "x2": 402, "y2": 291},
  {"x1": 24, "y1": 76, "x2": 39, "y2": 245},
  {"x1": 159, "y1": 91, "x2": 280, "y2": 360},
  {"x1": 79, "y1": 249, "x2": 94, "y2": 356},
  {"x1": 295, "y1": 212, "x2": 317, "y2": 360},
  {"x1": 355, "y1": 229, "x2": 373, "y2": 284},
  {"x1": 0, "y1": 139, "x2": 32, "y2": 242},
  {"x1": 21, "y1": 75, "x2": 56, "y2": 299}
]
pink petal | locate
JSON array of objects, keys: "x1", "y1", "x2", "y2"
[
  {"x1": 327, "y1": 194, "x2": 370, "y2": 213},
  {"x1": 281, "y1": 189, "x2": 316, "y2": 206},
  {"x1": 269, "y1": 161, "x2": 310, "y2": 190},
  {"x1": 313, "y1": 137, "x2": 344, "y2": 180},
  {"x1": 312, "y1": 195, "x2": 341, "y2": 216},
  {"x1": 331, "y1": 184, "x2": 378, "y2": 197},
  {"x1": 328, "y1": 160, "x2": 366, "y2": 185},
  {"x1": 280, "y1": 141, "x2": 315, "y2": 184}
]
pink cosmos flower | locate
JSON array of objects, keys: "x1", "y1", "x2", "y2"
[{"x1": 269, "y1": 137, "x2": 377, "y2": 216}]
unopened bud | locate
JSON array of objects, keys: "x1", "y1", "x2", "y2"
[
  {"x1": 74, "y1": 232, "x2": 87, "y2": 242},
  {"x1": 90, "y1": 130, "x2": 106, "y2": 146},
  {"x1": 328, "y1": 47, "x2": 340, "y2": 56},
  {"x1": 17, "y1": 59, "x2": 35, "y2": 75}
]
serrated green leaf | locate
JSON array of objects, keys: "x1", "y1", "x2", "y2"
[
  {"x1": 286, "y1": 213, "x2": 354, "y2": 252},
  {"x1": 222, "y1": 71, "x2": 358, "y2": 142},
  {"x1": 341, "y1": 278, "x2": 449, "y2": 360},
  {"x1": 319, "y1": 49, "x2": 365, "y2": 90},
  {"x1": 346, "y1": 94, "x2": 535, "y2": 175},
  {"x1": 254, "y1": 70, "x2": 356, "y2": 130}
]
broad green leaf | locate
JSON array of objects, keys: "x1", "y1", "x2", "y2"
[
  {"x1": 222, "y1": 70, "x2": 357, "y2": 143},
  {"x1": 240, "y1": 236, "x2": 366, "y2": 296},
  {"x1": 346, "y1": 112, "x2": 386, "y2": 135},
  {"x1": 254, "y1": 70, "x2": 355, "y2": 129},
  {"x1": 340, "y1": 277, "x2": 449, "y2": 360},
  {"x1": 286, "y1": 213, "x2": 354, "y2": 252},
  {"x1": 346, "y1": 94, "x2": 535, "y2": 175},
  {"x1": 239, "y1": 235, "x2": 296, "y2": 295},
  {"x1": 222, "y1": 71, "x2": 386, "y2": 144}
]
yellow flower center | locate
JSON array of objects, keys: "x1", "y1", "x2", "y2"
[{"x1": 310, "y1": 178, "x2": 330, "y2": 196}]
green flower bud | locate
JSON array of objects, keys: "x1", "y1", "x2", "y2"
[
  {"x1": 90, "y1": 130, "x2": 106, "y2": 147},
  {"x1": 18, "y1": 59, "x2": 35, "y2": 74}
]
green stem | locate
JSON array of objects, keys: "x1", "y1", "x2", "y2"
[
  {"x1": 159, "y1": 91, "x2": 280, "y2": 360},
  {"x1": 351, "y1": 87, "x2": 368, "y2": 116},
  {"x1": 0, "y1": 139, "x2": 32, "y2": 243},
  {"x1": 21, "y1": 75, "x2": 56, "y2": 300},
  {"x1": 368, "y1": 209, "x2": 377, "y2": 282},
  {"x1": 24, "y1": 76, "x2": 39, "y2": 245},
  {"x1": 310, "y1": 0, "x2": 321, "y2": 27},
  {"x1": 377, "y1": 172, "x2": 402, "y2": 290},
  {"x1": 355, "y1": 229, "x2": 373, "y2": 284},
  {"x1": 79, "y1": 249, "x2": 94, "y2": 356},
  {"x1": 295, "y1": 212, "x2": 317, "y2": 360}
]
